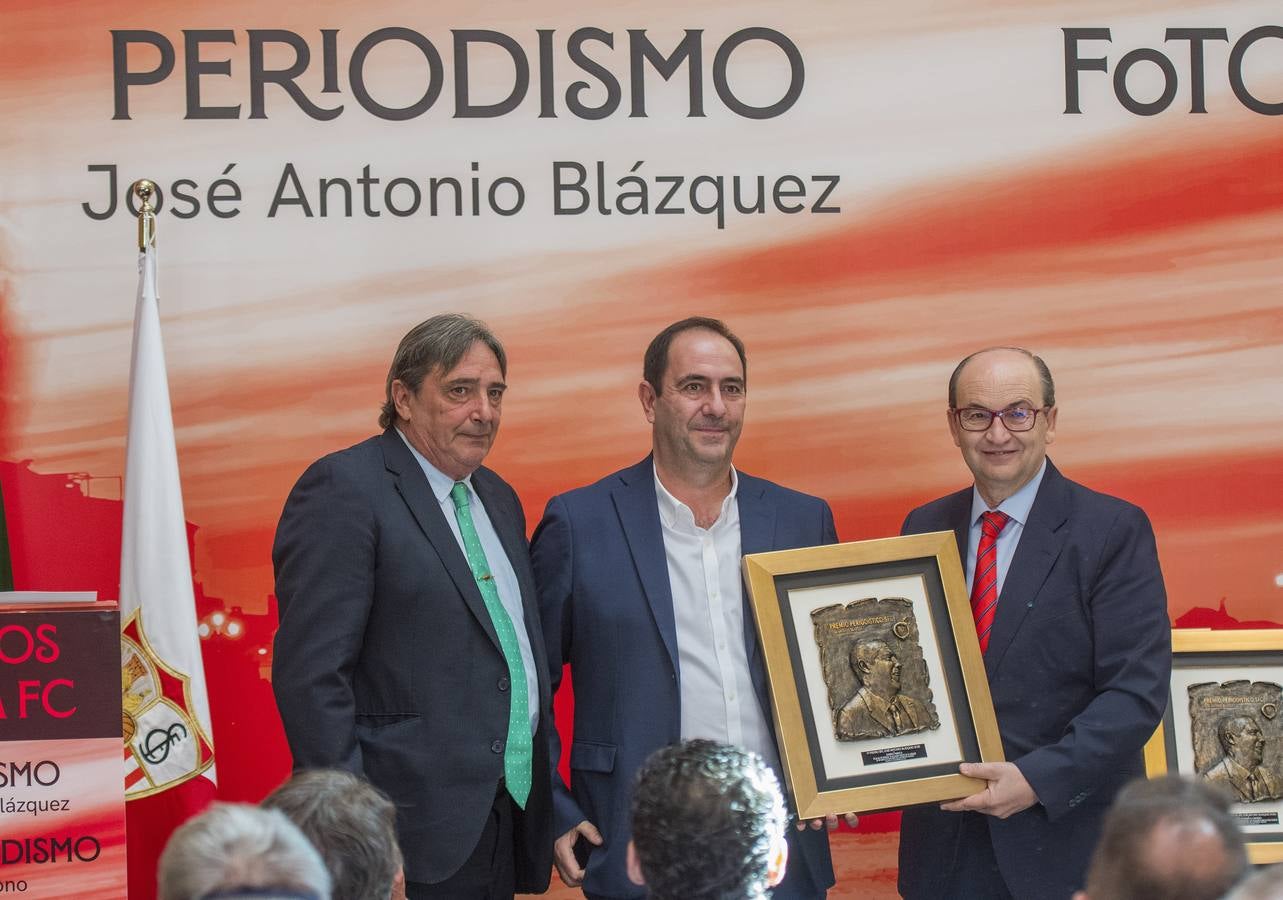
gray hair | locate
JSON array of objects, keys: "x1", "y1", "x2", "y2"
[
  {"x1": 1081, "y1": 775, "x2": 1247, "y2": 900},
  {"x1": 262, "y1": 769, "x2": 402, "y2": 900},
  {"x1": 948, "y1": 347, "x2": 1055, "y2": 408},
  {"x1": 158, "y1": 803, "x2": 331, "y2": 900},
  {"x1": 379, "y1": 314, "x2": 507, "y2": 430}
]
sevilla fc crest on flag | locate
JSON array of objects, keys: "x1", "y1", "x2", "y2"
[{"x1": 122, "y1": 610, "x2": 214, "y2": 798}]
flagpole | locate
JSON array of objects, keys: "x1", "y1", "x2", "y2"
[
  {"x1": 120, "y1": 175, "x2": 218, "y2": 900},
  {"x1": 133, "y1": 179, "x2": 157, "y2": 250}
]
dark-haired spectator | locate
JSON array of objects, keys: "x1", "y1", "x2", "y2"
[
  {"x1": 263, "y1": 768, "x2": 405, "y2": 900},
  {"x1": 628, "y1": 740, "x2": 788, "y2": 900},
  {"x1": 158, "y1": 802, "x2": 331, "y2": 900},
  {"x1": 1073, "y1": 775, "x2": 1248, "y2": 900}
]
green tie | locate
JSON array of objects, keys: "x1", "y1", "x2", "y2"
[{"x1": 449, "y1": 482, "x2": 532, "y2": 808}]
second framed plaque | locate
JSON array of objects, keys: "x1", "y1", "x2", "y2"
[
  {"x1": 1144, "y1": 629, "x2": 1283, "y2": 864},
  {"x1": 742, "y1": 531, "x2": 1004, "y2": 818}
]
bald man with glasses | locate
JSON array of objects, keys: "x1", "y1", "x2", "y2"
[{"x1": 896, "y1": 347, "x2": 1171, "y2": 900}]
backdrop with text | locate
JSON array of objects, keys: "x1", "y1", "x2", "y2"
[{"x1": 2, "y1": 0, "x2": 1282, "y2": 891}]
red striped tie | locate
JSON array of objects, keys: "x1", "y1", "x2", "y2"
[{"x1": 971, "y1": 511, "x2": 1010, "y2": 653}]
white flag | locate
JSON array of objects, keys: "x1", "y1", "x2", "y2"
[{"x1": 120, "y1": 245, "x2": 216, "y2": 799}]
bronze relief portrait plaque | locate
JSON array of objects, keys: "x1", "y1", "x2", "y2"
[
  {"x1": 1188, "y1": 680, "x2": 1283, "y2": 804},
  {"x1": 811, "y1": 597, "x2": 941, "y2": 742},
  {"x1": 743, "y1": 532, "x2": 1003, "y2": 818},
  {"x1": 1145, "y1": 630, "x2": 1283, "y2": 864}
]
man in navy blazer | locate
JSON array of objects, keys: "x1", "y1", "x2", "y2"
[
  {"x1": 273, "y1": 315, "x2": 553, "y2": 899},
  {"x1": 532, "y1": 318, "x2": 843, "y2": 900},
  {"x1": 897, "y1": 347, "x2": 1171, "y2": 900}
]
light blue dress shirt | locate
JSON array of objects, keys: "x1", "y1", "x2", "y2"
[
  {"x1": 964, "y1": 460, "x2": 1048, "y2": 599},
  {"x1": 397, "y1": 429, "x2": 539, "y2": 732}
]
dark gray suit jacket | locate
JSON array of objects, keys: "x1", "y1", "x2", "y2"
[
  {"x1": 272, "y1": 429, "x2": 554, "y2": 890},
  {"x1": 897, "y1": 459, "x2": 1170, "y2": 900}
]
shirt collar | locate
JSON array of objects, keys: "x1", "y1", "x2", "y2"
[
  {"x1": 396, "y1": 427, "x2": 472, "y2": 504},
  {"x1": 653, "y1": 461, "x2": 739, "y2": 530},
  {"x1": 969, "y1": 458, "x2": 1046, "y2": 528}
]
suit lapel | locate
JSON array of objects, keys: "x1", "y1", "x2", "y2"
[
  {"x1": 865, "y1": 691, "x2": 896, "y2": 734},
  {"x1": 951, "y1": 506, "x2": 971, "y2": 569},
  {"x1": 737, "y1": 474, "x2": 777, "y2": 557},
  {"x1": 612, "y1": 459, "x2": 681, "y2": 679},
  {"x1": 736, "y1": 474, "x2": 776, "y2": 714},
  {"x1": 380, "y1": 431, "x2": 501, "y2": 652},
  {"x1": 984, "y1": 462, "x2": 1070, "y2": 675},
  {"x1": 935, "y1": 489, "x2": 986, "y2": 671},
  {"x1": 474, "y1": 470, "x2": 552, "y2": 712},
  {"x1": 929, "y1": 488, "x2": 973, "y2": 560}
]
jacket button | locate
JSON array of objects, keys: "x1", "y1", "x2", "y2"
[
  {"x1": 491, "y1": 740, "x2": 504, "y2": 754},
  {"x1": 498, "y1": 676, "x2": 510, "y2": 692}
]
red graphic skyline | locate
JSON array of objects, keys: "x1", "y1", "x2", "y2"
[{"x1": 2, "y1": 452, "x2": 1279, "y2": 808}]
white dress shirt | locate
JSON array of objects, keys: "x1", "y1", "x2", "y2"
[
  {"x1": 965, "y1": 459, "x2": 1048, "y2": 598},
  {"x1": 397, "y1": 428, "x2": 539, "y2": 732},
  {"x1": 654, "y1": 465, "x2": 780, "y2": 771}
]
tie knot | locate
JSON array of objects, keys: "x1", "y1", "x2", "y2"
[
  {"x1": 450, "y1": 481, "x2": 470, "y2": 510},
  {"x1": 981, "y1": 510, "x2": 1010, "y2": 538}
]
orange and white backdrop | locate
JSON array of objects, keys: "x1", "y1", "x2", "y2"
[{"x1": 2, "y1": 0, "x2": 1282, "y2": 895}]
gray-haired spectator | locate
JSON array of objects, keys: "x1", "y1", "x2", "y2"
[
  {"x1": 158, "y1": 802, "x2": 331, "y2": 900},
  {"x1": 1073, "y1": 775, "x2": 1247, "y2": 900},
  {"x1": 628, "y1": 740, "x2": 788, "y2": 900},
  {"x1": 263, "y1": 769, "x2": 405, "y2": 900}
]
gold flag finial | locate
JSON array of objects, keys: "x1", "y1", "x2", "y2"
[{"x1": 133, "y1": 179, "x2": 157, "y2": 251}]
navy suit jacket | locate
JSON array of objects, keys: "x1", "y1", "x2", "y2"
[
  {"x1": 897, "y1": 459, "x2": 1170, "y2": 900},
  {"x1": 272, "y1": 430, "x2": 554, "y2": 890},
  {"x1": 531, "y1": 457, "x2": 836, "y2": 899}
]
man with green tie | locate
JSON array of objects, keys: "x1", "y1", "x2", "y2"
[{"x1": 273, "y1": 314, "x2": 554, "y2": 899}]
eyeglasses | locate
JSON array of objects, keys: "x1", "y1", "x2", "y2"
[{"x1": 951, "y1": 406, "x2": 1048, "y2": 432}]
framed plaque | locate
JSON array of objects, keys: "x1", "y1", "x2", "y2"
[
  {"x1": 742, "y1": 531, "x2": 1003, "y2": 818},
  {"x1": 1144, "y1": 629, "x2": 1283, "y2": 864}
]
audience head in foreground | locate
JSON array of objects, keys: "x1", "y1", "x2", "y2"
[
  {"x1": 1074, "y1": 775, "x2": 1247, "y2": 900},
  {"x1": 158, "y1": 802, "x2": 331, "y2": 900},
  {"x1": 628, "y1": 739, "x2": 788, "y2": 900},
  {"x1": 262, "y1": 768, "x2": 404, "y2": 900}
]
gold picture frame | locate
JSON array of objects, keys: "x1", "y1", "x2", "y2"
[
  {"x1": 742, "y1": 531, "x2": 1004, "y2": 818},
  {"x1": 1145, "y1": 628, "x2": 1283, "y2": 865}
]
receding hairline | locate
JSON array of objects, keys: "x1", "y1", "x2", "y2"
[
  {"x1": 667, "y1": 327, "x2": 746, "y2": 375},
  {"x1": 642, "y1": 317, "x2": 747, "y2": 395},
  {"x1": 948, "y1": 347, "x2": 1055, "y2": 408}
]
